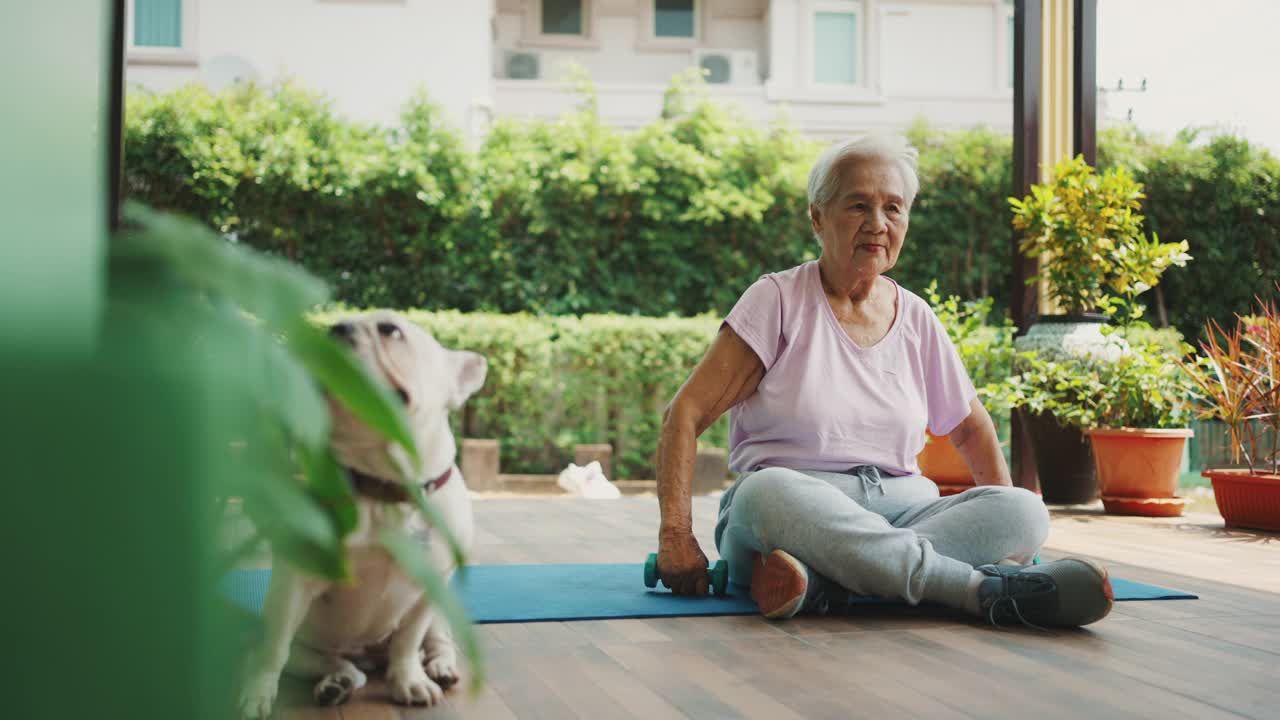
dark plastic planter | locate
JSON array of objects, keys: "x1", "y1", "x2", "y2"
[{"x1": 1020, "y1": 408, "x2": 1098, "y2": 504}]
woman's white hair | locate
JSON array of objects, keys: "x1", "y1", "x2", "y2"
[{"x1": 806, "y1": 134, "x2": 920, "y2": 210}]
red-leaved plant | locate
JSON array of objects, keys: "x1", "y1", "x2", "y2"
[{"x1": 1178, "y1": 286, "x2": 1280, "y2": 473}]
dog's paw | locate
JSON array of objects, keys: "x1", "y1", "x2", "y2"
[
  {"x1": 238, "y1": 670, "x2": 279, "y2": 719},
  {"x1": 387, "y1": 662, "x2": 444, "y2": 706},
  {"x1": 424, "y1": 654, "x2": 461, "y2": 689},
  {"x1": 312, "y1": 665, "x2": 367, "y2": 707}
]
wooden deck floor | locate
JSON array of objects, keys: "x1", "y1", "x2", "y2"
[{"x1": 276, "y1": 497, "x2": 1280, "y2": 720}]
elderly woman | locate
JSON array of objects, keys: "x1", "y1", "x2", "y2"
[{"x1": 655, "y1": 135, "x2": 1113, "y2": 627}]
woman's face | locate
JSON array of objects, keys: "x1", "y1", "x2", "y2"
[{"x1": 811, "y1": 157, "x2": 911, "y2": 280}]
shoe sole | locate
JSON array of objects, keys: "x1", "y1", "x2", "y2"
[
  {"x1": 1059, "y1": 557, "x2": 1115, "y2": 626},
  {"x1": 750, "y1": 549, "x2": 808, "y2": 620}
]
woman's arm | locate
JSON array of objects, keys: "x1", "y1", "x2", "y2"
[
  {"x1": 947, "y1": 397, "x2": 1012, "y2": 486},
  {"x1": 656, "y1": 325, "x2": 764, "y2": 595}
]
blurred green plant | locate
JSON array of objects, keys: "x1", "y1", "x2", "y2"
[{"x1": 116, "y1": 203, "x2": 484, "y2": 689}]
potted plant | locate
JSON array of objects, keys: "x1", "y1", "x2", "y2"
[
  {"x1": 918, "y1": 283, "x2": 1014, "y2": 495},
  {"x1": 1008, "y1": 156, "x2": 1191, "y2": 499},
  {"x1": 1087, "y1": 343, "x2": 1197, "y2": 517},
  {"x1": 989, "y1": 352, "x2": 1108, "y2": 504},
  {"x1": 1178, "y1": 295, "x2": 1280, "y2": 530}
]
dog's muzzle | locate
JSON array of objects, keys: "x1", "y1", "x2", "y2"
[{"x1": 330, "y1": 322, "x2": 410, "y2": 405}]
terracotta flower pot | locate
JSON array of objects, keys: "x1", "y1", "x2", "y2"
[
  {"x1": 917, "y1": 431, "x2": 974, "y2": 496},
  {"x1": 1089, "y1": 427, "x2": 1193, "y2": 517},
  {"x1": 1203, "y1": 469, "x2": 1280, "y2": 531},
  {"x1": 1097, "y1": 496, "x2": 1188, "y2": 517}
]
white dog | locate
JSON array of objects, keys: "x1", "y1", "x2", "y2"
[{"x1": 239, "y1": 310, "x2": 487, "y2": 718}]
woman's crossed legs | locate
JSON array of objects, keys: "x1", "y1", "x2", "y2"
[{"x1": 713, "y1": 467, "x2": 1110, "y2": 626}]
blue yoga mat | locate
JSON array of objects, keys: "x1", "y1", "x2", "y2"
[{"x1": 222, "y1": 564, "x2": 1196, "y2": 624}]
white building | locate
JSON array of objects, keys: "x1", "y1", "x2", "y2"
[{"x1": 125, "y1": 0, "x2": 1015, "y2": 141}]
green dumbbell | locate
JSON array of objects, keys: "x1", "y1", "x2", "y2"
[{"x1": 644, "y1": 552, "x2": 729, "y2": 596}]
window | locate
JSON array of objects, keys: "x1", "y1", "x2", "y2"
[
  {"x1": 135, "y1": 0, "x2": 182, "y2": 47},
  {"x1": 637, "y1": 0, "x2": 700, "y2": 49},
  {"x1": 542, "y1": 0, "x2": 584, "y2": 36},
  {"x1": 813, "y1": 6, "x2": 859, "y2": 85},
  {"x1": 127, "y1": 0, "x2": 197, "y2": 64},
  {"x1": 655, "y1": 0, "x2": 696, "y2": 39},
  {"x1": 523, "y1": 0, "x2": 596, "y2": 48}
]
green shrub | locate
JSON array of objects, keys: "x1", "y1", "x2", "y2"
[
  {"x1": 922, "y1": 280, "x2": 1015, "y2": 391},
  {"x1": 126, "y1": 84, "x2": 473, "y2": 308},
  {"x1": 317, "y1": 303, "x2": 1023, "y2": 479},
  {"x1": 1100, "y1": 129, "x2": 1280, "y2": 343},
  {"x1": 905, "y1": 121, "x2": 1014, "y2": 305},
  {"x1": 126, "y1": 83, "x2": 1280, "y2": 341},
  {"x1": 455, "y1": 72, "x2": 818, "y2": 316},
  {"x1": 123, "y1": 82, "x2": 1015, "y2": 320},
  {"x1": 314, "y1": 310, "x2": 728, "y2": 479}
]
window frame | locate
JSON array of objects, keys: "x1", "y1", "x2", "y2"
[
  {"x1": 806, "y1": 0, "x2": 865, "y2": 91},
  {"x1": 521, "y1": 0, "x2": 599, "y2": 49},
  {"x1": 637, "y1": 0, "x2": 705, "y2": 51},
  {"x1": 126, "y1": 0, "x2": 198, "y2": 66}
]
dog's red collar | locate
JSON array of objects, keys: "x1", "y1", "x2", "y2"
[{"x1": 347, "y1": 466, "x2": 452, "y2": 504}]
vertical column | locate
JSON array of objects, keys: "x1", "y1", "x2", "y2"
[
  {"x1": 1012, "y1": 0, "x2": 1042, "y2": 339},
  {"x1": 1073, "y1": 0, "x2": 1097, "y2": 165},
  {"x1": 1010, "y1": 0, "x2": 1097, "y2": 493},
  {"x1": 1011, "y1": 0, "x2": 1042, "y2": 493}
]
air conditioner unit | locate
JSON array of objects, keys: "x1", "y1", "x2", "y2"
[
  {"x1": 504, "y1": 50, "x2": 541, "y2": 80},
  {"x1": 693, "y1": 49, "x2": 759, "y2": 86}
]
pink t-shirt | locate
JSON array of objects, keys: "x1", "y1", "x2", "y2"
[{"x1": 723, "y1": 261, "x2": 977, "y2": 476}]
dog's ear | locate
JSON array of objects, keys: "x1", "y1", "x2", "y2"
[{"x1": 446, "y1": 350, "x2": 487, "y2": 409}]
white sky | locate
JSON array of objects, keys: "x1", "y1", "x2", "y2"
[{"x1": 1096, "y1": 0, "x2": 1280, "y2": 153}]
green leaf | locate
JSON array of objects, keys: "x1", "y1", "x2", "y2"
[
  {"x1": 118, "y1": 203, "x2": 328, "y2": 327},
  {"x1": 378, "y1": 528, "x2": 484, "y2": 692},
  {"x1": 285, "y1": 320, "x2": 419, "y2": 465},
  {"x1": 399, "y1": 482, "x2": 469, "y2": 572},
  {"x1": 297, "y1": 444, "x2": 359, "y2": 538},
  {"x1": 243, "y1": 474, "x2": 349, "y2": 580}
]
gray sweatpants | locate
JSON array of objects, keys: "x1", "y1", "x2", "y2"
[{"x1": 714, "y1": 466, "x2": 1050, "y2": 610}]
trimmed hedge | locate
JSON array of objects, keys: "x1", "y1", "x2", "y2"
[
  {"x1": 313, "y1": 310, "x2": 730, "y2": 479},
  {"x1": 126, "y1": 82, "x2": 1280, "y2": 341},
  {"x1": 314, "y1": 309, "x2": 1183, "y2": 479}
]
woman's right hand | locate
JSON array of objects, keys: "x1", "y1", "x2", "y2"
[{"x1": 657, "y1": 528, "x2": 711, "y2": 596}]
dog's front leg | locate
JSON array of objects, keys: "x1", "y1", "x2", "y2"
[
  {"x1": 239, "y1": 568, "x2": 325, "y2": 719},
  {"x1": 386, "y1": 598, "x2": 445, "y2": 706},
  {"x1": 422, "y1": 616, "x2": 461, "y2": 689}
]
